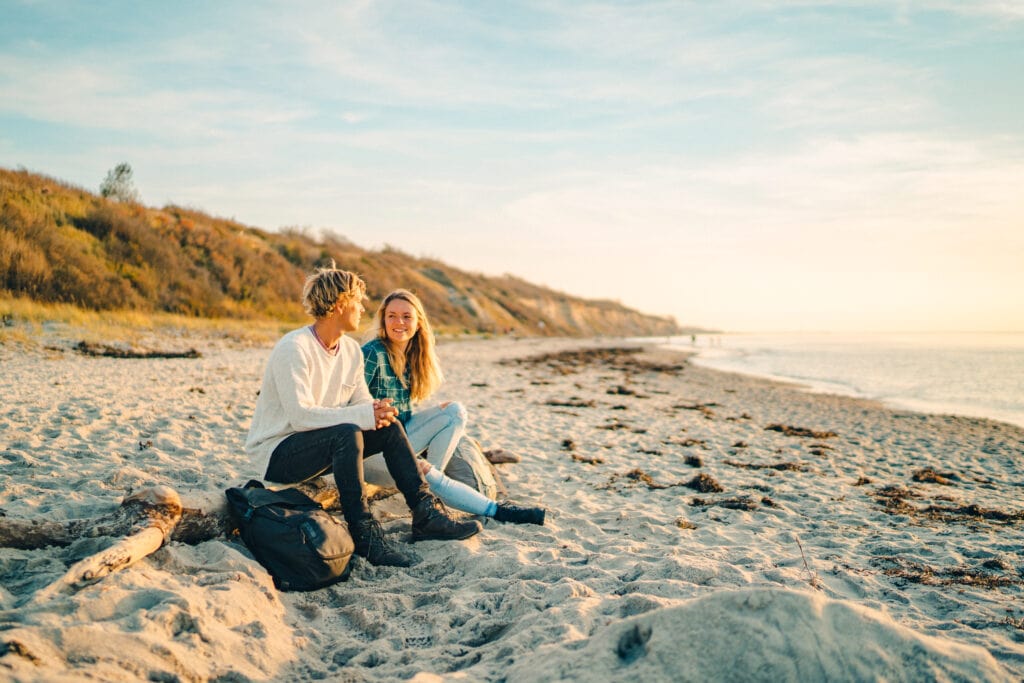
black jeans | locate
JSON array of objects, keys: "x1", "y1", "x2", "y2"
[{"x1": 265, "y1": 421, "x2": 429, "y2": 525}]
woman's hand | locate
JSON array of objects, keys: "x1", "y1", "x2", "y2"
[
  {"x1": 373, "y1": 399, "x2": 399, "y2": 429},
  {"x1": 415, "y1": 458, "x2": 432, "y2": 476}
]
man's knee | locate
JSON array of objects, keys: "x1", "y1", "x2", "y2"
[
  {"x1": 326, "y1": 423, "x2": 362, "y2": 448},
  {"x1": 379, "y1": 420, "x2": 409, "y2": 439}
]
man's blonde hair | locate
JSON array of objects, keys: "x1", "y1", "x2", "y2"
[{"x1": 301, "y1": 264, "x2": 366, "y2": 319}]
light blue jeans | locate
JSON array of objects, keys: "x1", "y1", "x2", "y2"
[
  {"x1": 361, "y1": 401, "x2": 495, "y2": 516},
  {"x1": 424, "y1": 467, "x2": 497, "y2": 517},
  {"x1": 404, "y1": 402, "x2": 467, "y2": 472}
]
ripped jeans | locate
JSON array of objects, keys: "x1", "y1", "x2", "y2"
[{"x1": 403, "y1": 402, "x2": 467, "y2": 472}]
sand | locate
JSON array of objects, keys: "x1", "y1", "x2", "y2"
[{"x1": 2, "y1": 334, "x2": 1023, "y2": 682}]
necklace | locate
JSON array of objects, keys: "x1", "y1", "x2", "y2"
[{"x1": 309, "y1": 325, "x2": 339, "y2": 355}]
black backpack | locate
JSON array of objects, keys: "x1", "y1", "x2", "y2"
[{"x1": 225, "y1": 480, "x2": 354, "y2": 591}]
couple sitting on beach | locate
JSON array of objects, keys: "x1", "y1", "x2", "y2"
[{"x1": 245, "y1": 265, "x2": 546, "y2": 568}]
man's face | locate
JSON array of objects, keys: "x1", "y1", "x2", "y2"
[{"x1": 337, "y1": 296, "x2": 365, "y2": 332}]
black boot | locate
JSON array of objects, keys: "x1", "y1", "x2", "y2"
[
  {"x1": 494, "y1": 502, "x2": 546, "y2": 526},
  {"x1": 411, "y1": 496, "x2": 483, "y2": 542},
  {"x1": 351, "y1": 517, "x2": 418, "y2": 567}
]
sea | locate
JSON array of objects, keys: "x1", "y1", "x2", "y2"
[{"x1": 654, "y1": 332, "x2": 1024, "y2": 429}]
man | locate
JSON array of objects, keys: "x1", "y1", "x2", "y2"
[{"x1": 246, "y1": 265, "x2": 481, "y2": 568}]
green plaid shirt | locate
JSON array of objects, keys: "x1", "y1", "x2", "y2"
[{"x1": 361, "y1": 338, "x2": 412, "y2": 424}]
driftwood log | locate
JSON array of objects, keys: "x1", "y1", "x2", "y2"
[
  {"x1": 0, "y1": 478, "x2": 353, "y2": 550},
  {"x1": 1, "y1": 479, "x2": 396, "y2": 598},
  {"x1": 28, "y1": 487, "x2": 183, "y2": 603},
  {"x1": 73, "y1": 341, "x2": 201, "y2": 359}
]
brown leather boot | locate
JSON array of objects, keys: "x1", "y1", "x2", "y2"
[
  {"x1": 411, "y1": 496, "x2": 483, "y2": 541},
  {"x1": 350, "y1": 517, "x2": 418, "y2": 567}
]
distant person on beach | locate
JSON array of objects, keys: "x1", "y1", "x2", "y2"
[
  {"x1": 245, "y1": 266, "x2": 482, "y2": 568},
  {"x1": 362, "y1": 289, "x2": 546, "y2": 526}
]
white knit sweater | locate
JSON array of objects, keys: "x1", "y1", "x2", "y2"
[{"x1": 245, "y1": 327, "x2": 376, "y2": 474}]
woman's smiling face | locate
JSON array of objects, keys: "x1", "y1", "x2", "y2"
[{"x1": 384, "y1": 298, "x2": 419, "y2": 348}]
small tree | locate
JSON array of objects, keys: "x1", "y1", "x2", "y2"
[{"x1": 100, "y1": 162, "x2": 139, "y2": 202}]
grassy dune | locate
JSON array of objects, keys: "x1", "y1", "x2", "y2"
[{"x1": 1, "y1": 167, "x2": 682, "y2": 339}]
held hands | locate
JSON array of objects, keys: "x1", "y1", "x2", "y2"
[{"x1": 373, "y1": 399, "x2": 399, "y2": 429}]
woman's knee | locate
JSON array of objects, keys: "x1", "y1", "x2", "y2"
[{"x1": 443, "y1": 401, "x2": 467, "y2": 426}]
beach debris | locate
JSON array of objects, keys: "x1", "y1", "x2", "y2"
[
  {"x1": 764, "y1": 424, "x2": 837, "y2": 439},
  {"x1": 597, "y1": 421, "x2": 631, "y2": 431},
  {"x1": 872, "y1": 484, "x2": 1024, "y2": 525},
  {"x1": 545, "y1": 398, "x2": 596, "y2": 408},
  {"x1": 911, "y1": 468, "x2": 960, "y2": 485},
  {"x1": 602, "y1": 468, "x2": 686, "y2": 489},
  {"x1": 871, "y1": 556, "x2": 1019, "y2": 588},
  {"x1": 853, "y1": 476, "x2": 872, "y2": 486},
  {"x1": 73, "y1": 341, "x2": 201, "y2": 359},
  {"x1": 483, "y1": 448, "x2": 521, "y2": 464},
  {"x1": 920, "y1": 503, "x2": 1024, "y2": 525},
  {"x1": 724, "y1": 460, "x2": 807, "y2": 472},
  {"x1": 470, "y1": 382, "x2": 489, "y2": 387},
  {"x1": 872, "y1": 485, "x2": 920, "y2": 514},
  {"x1": 0, "y1": 640, "x2": 40, "y2": 664},
  {"x1": 572, "y1": 453, "x2": 604, "y2": 465},
  {"x1": 673, "y1": 402, "x2": 717, "y2": 418},
  {"x1": 684, "y1": 455, "x2": 703, "y2": 468},
  {"x1": 626, "y1": 469, "x2": 670, "y2": 489},
  {"x1": 607, "y1": 385, "x2": 646, "y2": 398},
  {"x1": 138, "y1": 440, "x2": 153, "y2": 451},
  {"x1": 689, "y1": 496, "x2": 760, "y2": 511},
  {"x1": 732, "y1": 441, "x2": 748, "y2": 448},
  {"x1": 684, "y1": 473, "x2": 724, "y2": 493},
  {"x1": 795, "y1": 536, "x2": 824, "y2": 590},
  {"x1": 561, "y1": 439, "x2": 576, "y2": 451},
  {"x1": 1002, "y1": 616, "x2": 1024, "y2": 630},
  {"x1": 663, "y1": 437, "x2": 708, "y2": 449},
  {"x1": 502, "y1": 346, "x2": 685, "y2": 376},
  {"x1": 675, "y1": 517, "x2": 697, "y2": 530}
]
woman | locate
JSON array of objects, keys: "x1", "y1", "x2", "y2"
[
  {"x1": 363, "y1": 289, "x2": 545, "y2": 526},
  {"x1": 246, "y1": 267, "x2": 482, "y2": 569}
]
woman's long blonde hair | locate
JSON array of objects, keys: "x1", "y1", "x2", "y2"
[{"x1": 372, "y1": 289, "x2": 443, "y2": 402}]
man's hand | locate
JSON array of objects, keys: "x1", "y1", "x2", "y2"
[{"x1": 373, "y1": 398, "x2": 399, "y2": 429}]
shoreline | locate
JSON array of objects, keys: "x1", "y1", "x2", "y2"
[
  {"x1": 2, "y1": 335, "x2": 1022, "y2": 680},
  {"x1": 670, "y1": 333, "x2": 1024, "y2": 431}
]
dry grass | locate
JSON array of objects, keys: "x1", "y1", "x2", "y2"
[
  {"x1": 2, "y1": 166, "x2": 683, "y2": 339},
  {"x1": 0, "y1": 294, "x2": 290, "y2": 349}
]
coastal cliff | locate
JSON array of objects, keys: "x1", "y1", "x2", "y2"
[{"x1": 1, "y1": 167, "x2": 685, "y2": 337}]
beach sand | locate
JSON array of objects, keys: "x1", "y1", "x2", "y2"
[{"x1": 2, "y1": 334, "x2": 1023, "y2": 681}]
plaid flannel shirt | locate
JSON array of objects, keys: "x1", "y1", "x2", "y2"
[{"x1": 361, "y1": 338, "x2": 413, "y2": 424}]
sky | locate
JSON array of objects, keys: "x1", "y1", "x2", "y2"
[{"x1": 2, "y1": 1, "x2": 1022, "y2": 332}]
